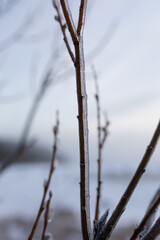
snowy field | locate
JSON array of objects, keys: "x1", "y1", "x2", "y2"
[{"x1": 0, "y1": 161, "x2": 159, "y2": 226}]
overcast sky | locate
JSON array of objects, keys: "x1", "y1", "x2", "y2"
[{"x1": 0, "y1": 0, "x2": 159, "y2": 166}]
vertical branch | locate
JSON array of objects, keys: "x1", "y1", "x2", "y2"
[
  {"x1": 74, "y1": 36, "x2": 92, "y2": 240},
  {"x1": 53, "y1": 1, "x2": 92, "y2": 239},
  {"x1": 27, "y1": 112, "x2": 59, "y2": 240},
  {"x1": 99, "y1": 120, "x2": 160, "y2": 240},
  {"x1": 77, "y1": 0, "x2": 87, "y2": 35},
  {"x1": 92, "y1": 65, "x2": 109, "y2": 223},
  {"x1": 59, "y1": 0, "x2": 78, "y2": 42}
]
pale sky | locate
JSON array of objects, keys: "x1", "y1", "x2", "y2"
[{"x1": 0, "y1": 0, "x2": 160, "y2": 165}]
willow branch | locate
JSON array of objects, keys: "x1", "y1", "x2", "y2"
[
  {"x1": 77, "y1": 0, "x2": 87, "y2": 35},
  {"x1": 41, "y1": 191, "x2": 53, "y2": 240},
  {"x1": 27, "y1": 112, "x2": 59, "y2": 240},
  {"x1": 130, "y1": 188, "x2": 160, "y2": 240},
  {"x1": 53, "y1": 1, "x2": 75, "y2": 64},
  {"x1": 141, "y1": 217, "x2": 160, "y2": 240},
  {"x1": 98, "y1": 120, "x2": 160, "y2": 240}
]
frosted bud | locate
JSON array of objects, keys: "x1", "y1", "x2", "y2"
[{"x1": 42, "y1": 233, "x2": 53, "y2": 240}]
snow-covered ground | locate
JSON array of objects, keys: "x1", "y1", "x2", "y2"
[{"x1": 0, "y1": 162, "x2": 159, "y2": 226}]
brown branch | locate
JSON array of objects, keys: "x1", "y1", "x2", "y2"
[
  {"x1": 27, "y1": 112, "x2": 59, "y2": 240},
  {"x1": 130, "y1": 188, "x2": 160, "y2": 240},
  {"x1": 53, "y1": 1, "x2": 75, "y2": 64},
  {"x1": 59, "y1": 0, "x2": 78, "y2": 42},
  {"x1": 98, "y1": 120, "x2": 160, "y2": 240},
  {"x1": 77, "y1": 0, "x2": 87, "y2": 35},
  {"x1": 75, "y1": 36, "x2": 92, "y2": 240},
  {"x1": 92, "y1": 65, "x2": 109, "y2": 222},
  {"x1": 141, "y1": 217, "x2": 160, "y2": 240},
  {"x1": 54, "y1": 2, "x2": 92, "y2": 239},
  {"x1": 41, "y1": 191, "x2": 53, "y2": 240},
  {"x1": 53, "y1": 1, "x2": 92, "y2": 239}
]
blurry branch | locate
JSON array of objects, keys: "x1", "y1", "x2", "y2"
[
  {"x1": 92, "y1": 65, "x2": 109, "y2": 223},
  {"x1": 53, "y1": 1, "x2": 92, "y2": 239},
  {"x1": 130, "y1": 187, "x2": 160, "y2": 240},
  {"x1": 86, "y1": 20, "x2": 118, "y2": 62},
  {"x1": 54, "y1": 2, "x2": 75, "y2": 64},
  {"x1": 141, "y1": 217, "x2": 160, "y2": 240},
  {"x1": 97, "y1": 120, "x2": 160, "y2": 240},
  {"x1": 0, "y1": 46, "x2": 60, "y2": 172},
  {"x1": 0, "y1": 2, "x2": 45, "y2": 53},
  {"x1": 0, "y1": 79, "x2": 25, "y2": 103},
  {"x1": 41, "y1": 191, "x2": 53, "y2": 240},
  {"x1": 28, "y1": 112, "x2": 59, "y2": 240},
  {"x1": 0, "y1": 68, "x2": 52, "y2": 172}
]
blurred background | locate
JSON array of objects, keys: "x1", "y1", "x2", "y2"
[{"x1": 0, "y1": 0, "x2": 160, "y2": 239}]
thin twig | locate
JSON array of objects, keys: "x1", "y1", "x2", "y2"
[
  {"x1": 98, "y1": 120, "x2": 160, "y2": 240},
  {"x1": 77, "y1": 0, "x2": 87, "y2": 35},
  {"x1": 41, "y1": 191, "x2": 53, "y2": 240},
  {"x1": 59, "y1": 0, "x2": 78, "y2": 42},
  {"x1": 141, "y1": 217, "x2": 160, "y2": 240},
  {"x1": 92, "y1": 65, "x2": 109, "y2": 222},
  {"x1": 53, "y1": 1, "x2": 75, "y2": 64},
  {"x1": 27, "y1": 112, "x2": 59, "y2": 240},
  {"x1": 130, "y1": 188, "x2": 160, "y2": 240}
]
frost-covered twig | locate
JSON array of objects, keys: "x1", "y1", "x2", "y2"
[{"x1": 27, "y1": 112, "x2": 59, "y2": 240}]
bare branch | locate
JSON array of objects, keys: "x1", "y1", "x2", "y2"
[
  {"x1": 75, "y1": 36, "x2": 92, "y2": 240},
  {"x1": 98, "y1": 120, "x2": 160, "y2": 240},
  {"x1": 53, "y1": 1, "x2": 92, "y2": 239},
  {"x1": 92, "y1": 65, "x2": 109, "y2": 222},
  {"x1": 27, "y1": 112, "x2": 59, "y2": 240},
  {"x1": 58, "y1": 0, "x2": 78, "y2": 42},
  {"x1": 77, "y1": 0, "x2": 88, "y2": 35},
  {"x1": 141, "y1": 217, "x2": 160, "y2": 240},
  {"x1": 53, "y1": 1, "x2": 75, "y2": 64},
  {"x1": 130, "y1": 188, "x2": 160, "y2": 240}
]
